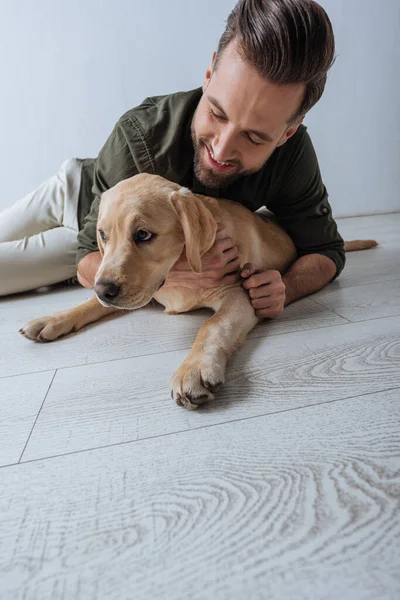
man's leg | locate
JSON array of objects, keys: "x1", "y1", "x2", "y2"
[
  {"x1": 0, "y1": 159, "x2": 82, "y2": 296},
  {"x1": 0, "y1": 228, "x2": 79, "y2": 296}
]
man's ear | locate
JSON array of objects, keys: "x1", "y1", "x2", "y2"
[
  {"x1": 276, "y1": 116, "x2": 305, "y2": 148},
  {"x1": 203, "y1": 51, "x2": 217, "y2": 92},
  {"x1": 170, "y1": 188, "x2": 218, "y2": 274}
]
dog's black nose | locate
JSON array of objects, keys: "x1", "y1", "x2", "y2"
[{"x1": 95, "y1": 280, "x2": 121, "y2": 301}]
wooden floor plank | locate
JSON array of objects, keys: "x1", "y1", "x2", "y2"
[
  {"x1": 330, "y1": 248, "x2": 400, "y2": 288},
  {"x1": 1, "y1": 389, "x2": 399, "y2": 600},
  {"x1": 0, "y1": 285, "x2": 91, "y2": 335},
  {"x1": 0, "y1": 213, "x2": 399, "y2": 600},
  {"x1": 0, "y1": 297, "x2": 346, "y2": 378},
  {"x1": 337, "y1": 212, "x2": 399, "y2": 247},
  {"x1": 313, "y1": 279, "x2": 400, "y2": 322},
  {"x1": 21, "y1": 315, "x2": 400, "y2": 461},
  {"x1": 0, "y1": 371, "x2": 55, "y2": 466},
  {"x1": 2, "y1": 213, "x2": 398, "y2": 378}
]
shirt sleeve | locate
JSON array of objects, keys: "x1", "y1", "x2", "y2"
[
  {"x1": 76, "y1": 120, "x2": 140, "y2": 264},
  {"x1": 268, "y1": 129, "x2": 345, "y2": 279}
]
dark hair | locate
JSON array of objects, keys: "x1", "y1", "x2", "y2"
[{"x1": 215, "y1": 0, "x2": 336, "y2": 124}]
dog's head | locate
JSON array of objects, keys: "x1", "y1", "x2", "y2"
[{"x1": 94, "y1": 173, "x2": 219, "y2": 309}]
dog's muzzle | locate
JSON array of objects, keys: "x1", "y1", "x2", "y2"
[{"x1": 94, "y1": 280, "x2": 121, "y2": 305}]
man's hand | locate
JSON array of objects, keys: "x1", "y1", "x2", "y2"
[
  {"x1": 163, "y1": 223, "x2": 241, "y2": 289},
  {"x1": 241, "y1": 263, "x2": 286, "y2": 319},
  {"x1": 77, "y1": 251, "x2": 102, "y2": 289}
]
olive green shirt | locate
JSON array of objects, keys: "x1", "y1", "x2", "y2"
[{"x1": 76, "y1": 87, "x2": 345, "y2": 277}]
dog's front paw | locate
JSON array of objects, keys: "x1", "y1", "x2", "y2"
[
  {"x1": 20, "y1": 313, "x2": 78, "y2": 343},
  {"x1": 171, "y1": 355, "x2": 225, "y2": 410}
]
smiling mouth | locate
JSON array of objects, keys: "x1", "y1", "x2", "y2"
[{"x1": 204, "y1": 145, "x2": 237, "y2": 173}]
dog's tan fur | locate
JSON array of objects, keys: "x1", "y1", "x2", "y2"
[{"x1": 20, "y1": 173, "x2": 377, "y2": 409}]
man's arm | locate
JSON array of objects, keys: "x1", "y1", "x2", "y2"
[
  {"x1": 77, "y1": 251, "x2": 102, "y2": 289},
  {"x1": 268, "y1": 128, "x2": 345, "y2": 281},
  {"x1": 240, "y1": 129, "x2": 344, "y2": 318},
  {"x1": 240, "y1": 252, "x2": 336, "y2": 319},
  {"x1": 283, "y1": 253, "x2": 336, "y2": 305},
  {"x1": 75, "y1": 119, "x2": 141, "y2": 276}
]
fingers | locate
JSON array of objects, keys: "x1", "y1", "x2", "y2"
[
  {"x1": 241, "y1": 263, "x2": 262, "y2": 278},
  {"x1": 251, "y1": 297, "x2": 275, "y2": 309},
  {"x1": 224, "y1": 257, "x2": 241, "y2": 274},
  {"x1": 203, "y1": 237, "x2": 238, "y2": 271},
  {"x1": 247, "y1": 285, "x2": 270, "y2": 299},
  {"x1": 215, "y1": 236, "x2": 235, "y2": 253},
  {"x1": 255, "y1": 307, "x2": 284, "y2": 319},
  {"x1": 216, "y1": 222, "x2": 226, "y2": 233},
  {"x1": 215, "y1": 222, "x2": 228, "y2": 240},
  {"x1": 203, "y1": 237, "x2": 233, "y2": 260},
  {"x1": 241, "y1": 269, "x2": 280, "y2": 289},
  {"x1": 222, "y1": 247, "x2": 239, "y2": 264},
  {"x1": 241, "y1": 272, "x2": 267, "y2": 289}
]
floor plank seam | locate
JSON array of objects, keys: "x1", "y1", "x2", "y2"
[
  {"x1": 0, "y1": 367, "x2": 56, "y2": 380},
  {"x1": 35, "y1": 317, "x2": 372, "y2": 372},
  {"x1": 308, "y1": 298, "x2": 400, "y2": 323},
  {"x1": 3, "y1": 308, "x2": 400, "y2": 381},
  {"x1": 2, "y1": 313, "x2": 397, "y2": 380},
  {"x1": 17, "y1": 370, "x2": 57, "y2": 463},
  {"x1": 337, "y1": 209, "x2": 400, "y2": 219},
  {"x1": 316, "y1": 308, "x2": 400, "y2": 324},
  {"x1": 341, "y1": 313, "x2": 400, "y2": 324},
  {"x1": 307, "y1": 297, "x2": 353, "y2": 322},
  {"x1": 3, "y1": 383, "x2": 398, "y2": 471},
  {"x1": 312, "y1": 275, "x2": 400, "y2": 295}
]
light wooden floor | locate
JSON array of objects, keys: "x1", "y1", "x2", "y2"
[{"x1": 1, "y1": 213, "x2": 399, "y2": 600}]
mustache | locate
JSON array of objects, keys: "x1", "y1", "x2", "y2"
[{"x1": 197, "y1": 137, "x2": 242, "y2": 169}]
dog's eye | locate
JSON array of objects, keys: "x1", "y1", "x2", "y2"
[
  {"x1": 134, "y1": 230, "x2": 154, "y2": 243},
  {"x1": 98, "y1": 229, "x2": 106, "y2": 242}
]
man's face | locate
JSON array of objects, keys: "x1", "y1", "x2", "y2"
[{"x1": 191, "y1": 42, "x2": 306, "y2": 188}]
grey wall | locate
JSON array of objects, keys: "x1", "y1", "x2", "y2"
[
  {"x1": 1, "y1": 0, "x2": 399, "y2": 216},
  {"x1": 307, "y1": 0, "x2": 400, "y2": 216}
]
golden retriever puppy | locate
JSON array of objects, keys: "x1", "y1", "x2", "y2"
[{"x1": 20, "y1": 174, "x2": 376, "y2": 409}]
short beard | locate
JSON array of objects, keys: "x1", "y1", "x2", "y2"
[
  {"x1": 190, "y1": 118, "x2": 260, "y2": 189},
  {"x1": 191, "y1": 119, "x2": 242, "y2": 189}
]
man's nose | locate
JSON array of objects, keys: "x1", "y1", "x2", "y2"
[
  {"x1": 94, "y1": 280, "x2": 121, "y2": 302},
  {"x1": 212, "y1": 132, "x2": 236, "y2": 163}
]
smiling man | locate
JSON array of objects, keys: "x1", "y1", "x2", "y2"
[{"x1": 0, "y1": 0, "x2": 344, "y2": 318}]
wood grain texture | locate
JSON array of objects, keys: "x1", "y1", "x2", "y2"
[
  {"x1": 1, "y1": 390, "x2": 399, "y2": 600},
  {"x1": 20, "y1": 315, "x2": 400, "y2": 461},
  {"x1": 2, "y1": 213, "x2": 398, "y2": 378},
  {"x1": 0, "y1": 214, "x2": 399, "y2": 600},
  {"x1": 331, "y1": 248, "x2": 400, "y2": 289},
  {"x1": 0, "y1": 295, "x2": 345, "y2": 379},
  {"x1": 336, "y1": 213, "x2": 399, "y2": 248},
  {"x1": 313, "y1": 279, "x2": 400, "y2": 322},
  {"x1": 0, "y1": 285, "x2": 91, "y2": 335},
  {"x1": 0, "y1": 371, "x2": 54, "y2": 466}
]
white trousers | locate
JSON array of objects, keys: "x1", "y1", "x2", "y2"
[{"x1": 0, "y1": 158, "x2": 83, "y2": 296}]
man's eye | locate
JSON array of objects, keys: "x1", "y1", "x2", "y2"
[
  {"x1": 210, "y1": 109, "x2": 226, "y2": 121},
  {"x1": 134, "y1": 230, "x2": 154, "y2": 243},
  {"x1": 98, "y1": 229, "x2": 106, "y2": 242},
  {"x1": 247, "y1": 135, "x2": 264, "y2": 146}
]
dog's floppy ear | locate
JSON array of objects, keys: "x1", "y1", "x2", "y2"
[
  {"x1": 96, "y1": 229, "x2": 105, "y2": 258},
  {"x1": 170, "y1": 188, "x2": 218, "y2": 274},
  {"x1": 96, "y1": 195, "x2": 106, "y2": 258}
]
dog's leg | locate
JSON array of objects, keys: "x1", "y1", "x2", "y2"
[
  {"x1": 20, "y1": 294, "x2": 119, "y2": 342},
  {"x1": 171, "y1": 288, "x2": 260, "y2": 409}
]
